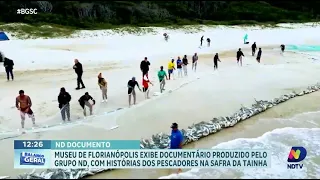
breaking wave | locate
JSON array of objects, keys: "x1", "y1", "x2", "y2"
[{"x1": 159, "y1": 127, "x2": 320, "y2": 179}]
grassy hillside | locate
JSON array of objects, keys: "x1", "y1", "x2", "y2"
[{"x1": 0, "y1": 1, "x2": 319, "y2": 39}]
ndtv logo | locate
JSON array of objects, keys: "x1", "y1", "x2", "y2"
[{"x1": 287, "y1": 146, "x2": 307, "y2": 170}]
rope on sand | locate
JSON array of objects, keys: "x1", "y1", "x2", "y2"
[{"x1": 13, "y1": 82, "x2": 320, "y2": 179}]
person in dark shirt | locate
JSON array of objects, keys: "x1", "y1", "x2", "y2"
[
  {"x1": 236, "y1": 48, "x2": 245, "y2": 66},
  {"x1": 182, "y1": 55, "x2": 188, "y2": 76},
  {"x1": 73, "y1": 59, "x2": 85, "y2": 90},
  {"x1": 0, "y1": 51, "x2": 3, "y2": 62},
  {"x1": 213, "y1": 53, "x2": 221, "y2": 70},
  {"x1": 207, "y1": 38, "x2": 211, "y2": 47},
  {"x1": 200, "y1": 36, "x2": 204, "y2": 46},
  {"x1": 280, "y1": 44, "x2": 285, "y2": 54},
  {"x1": 163, "y1": 33, "x2": 169, "y2": 41},
  {"x1": 3, "y1": 57, "x2": 14, "y2": 81},
  {"x1": 127, "y1": 77, "x2": 141, "y2": 107},
  {"x1": 251, "y1": 42, "x2": 257, "y2": 56},
  {"x1": 140, "y1": 57, "x2": 150, "y2": 77},
  {"x1": 58, "y1": 87, "x2": 72, "y2": 121},
  {"x1": 176, "y1": 56, "x2": 183, "y2": 78},
  {"x1": 78, "y1": 92, "x2": 95, "y2": 117},
  {"x1": 256, "y1": 48, "x2": 262, "y2": 63}
]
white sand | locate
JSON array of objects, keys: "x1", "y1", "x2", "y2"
[{"x1": 0, "y1": 23, "x2": 320, "y2": 177}]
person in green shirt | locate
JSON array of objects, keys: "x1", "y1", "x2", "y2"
[{"x1": 158, "y1": 66, "x2": 168, "y2": 93}]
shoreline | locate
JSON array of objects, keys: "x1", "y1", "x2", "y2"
[
  {"x1": 89, "y1": 90, "x2": 320, "y2": 179},
  {"x1": 1, "y1": 22, "x2": 319, "y2": 40}
]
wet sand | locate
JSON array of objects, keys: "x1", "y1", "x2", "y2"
[
  {"x1": 89, "y1": 91, "x2": 320, "y2": 179},
  {"x1": 0, "y1": 50, "x2": 319, "y2": 177}
]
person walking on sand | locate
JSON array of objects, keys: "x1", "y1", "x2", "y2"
[
  {"x1": 142, "y1": 74, "x2": 153, "y2": 99},
  {"x1": 213, "y1": 53, "x2": 221, "y2": 70},
  {"x1": 236, "y1": 48, "x2": 245, "y2": 66},
  {"x1": 140, "y1": 57, "x2": 150, "y2": 77},
  {"x1": 168, "y1": 59, "x2": 175, "y2": 80},
  {"x1": 58, "y1": 87, "x2": 71, "y2": 122},
  {"x1": 251, "y1": 42, "x2": 257, "y2": 56},
  {"x1": 192, "y1": 53, "x2": 198, "y2": 72},
  {"x1": 78, "y1": 92, "x2": 96, "y2": 117},
  {"x1": 280, "y1": 44, "x2": 285, "y2": 55},
  {"x1": 170, "y1": 122, "x2": 184, "y2": 173},
  {"x1": 98, "y1": 73, "x2": 108, "y2": 102},
  {"x1": 256, "y1": 48, "x2": 262, "y2": 63},
  {"x1": 158, "y1": 66, "x2": 168, "y2": 93},
  {"x1": 3, "y1": 57, "x2": 14, "y2": 81},
  {"x1": 127, "y1": 77, "x2": 142, "y2": 107},
  {"x1": 73, "y1": 59, "x2": 85, "y2": 90},
  {"x1": 176, "y1": 56, "x2": 183, "y2": 78},
  {"x1": 200, "y1": 36, "x2": 204, "y2": 47},
  {"x1": 182, "y1": 55, "x2": 188, "y2": 76},
  {"x1": 207, "y1": 38, "x2": 211, "y2": 47},
  {"x1": 16, "y1": 90, "x2": 36, "y2": 129}
]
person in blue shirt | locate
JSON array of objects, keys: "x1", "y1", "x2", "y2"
[{"x1": 170, "y1": 123, "x2": 183, "y2": 149}]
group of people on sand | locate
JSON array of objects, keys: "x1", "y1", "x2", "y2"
[
  {"x1": 12, "y1": 37, "x2": 287, "y2": 130},
  {"x1": 234, "y1": 42, "x2": 285, "y2": 66},
  {"x1": 15, "y1": 59, "x2": 110, "y2": 130},
  {"x1": 135, "y1": 54, "x2": 201, "y2": 105},
  {"x1": 166, "y1": 53, "x2": 199, "y2": 79}
]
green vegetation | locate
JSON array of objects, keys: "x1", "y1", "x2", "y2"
[{"x1": 0, "y1": 1, "x2": 319, "y2": 38}]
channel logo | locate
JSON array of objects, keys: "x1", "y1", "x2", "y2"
[
  {"x1": 20, "y1": 152, "x2": 45, "y2": 166},
  {"x1": 287, "y1": 146, "x2": 307, "y2": 169},
  {"x1": 287, "y1": 146, "x2": 307, "y2": 162}
]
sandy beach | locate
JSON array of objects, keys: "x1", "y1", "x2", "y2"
[{"x1": 0, "y1": 24, "x2": 320, "y2": 178}]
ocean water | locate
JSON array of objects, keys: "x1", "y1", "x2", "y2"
[
  {"x1": 287, "y1": 45, "x2": 320, "y2": 52},
  {"x1": 159, "y1": 111, "x2": 320, "y2": 179}
]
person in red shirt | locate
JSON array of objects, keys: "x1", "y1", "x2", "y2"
[{"x1": 142, "y1": 74, "x2": 153, "y2": 99}]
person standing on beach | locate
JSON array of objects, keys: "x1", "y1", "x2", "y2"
[
  {"x1": 207, "y1": 38, "x2": 211, "y2": 47},
  {"x1": 3, "y1": 57, "x2": 14, "y2": 81},
  {"x1": 280, "y1": 44, "x2": 285, "y2": 54},
  {"x1": 182, "y1": 55, "x2": 188, "y2": 76},
  {"x1": 0, "y1": 51, "x2": 4, "y2": 62},
  {"x1": 170, "y1": 122, "x2": 183, "y2": 149},
  {"x1": 176, "y1": 56, "x2": 183, "y2": 78},
  {"x1": 158, "y1": 66, "x2": 168, "y2": 93},
  {"x1": 251, "y1": 42, "x2": 257, "y2": 56},
  {"x1": 192, "y1": 53, "x2": 198, "y2": 72},
  {"x1": 213, "y1": 53, "x2": 221, "y2": 70},
  {"x1": 236, "y1": 48, "x2": 245, "y2": 66},
  {"x1": 128, "y1": 77, "x2": 141, "y2": 107},
  {"x1": 256, "y1": 48, "x2": 262, "y2": 63},
  {"x1": 78, "y1": 92, "x2": 96, "y2": 117},
  {"x1": 170, "y1": 122, "x2": 184, "y2": 173},
  {"x1": 98, "y1": 73, "x2": 108, "y2": 102},
  {"x1": 73, "y1": 59, "x2": 85, "y2": 90},
  {"x1": 58, "y1": 87, "x2": 71, "y2": 122},
  {"x1": 200, "y1": 36, "x2": 204, "y2": 47},
  {"x1": 168, "y1": 59, "x2": 175, "y2": 80},
  {"x1": 142, "y1": 74, "x2": 153, "y2": 99},
  {"x1": 140, "y1": 57, "x2": 150, "y2": 77},
  {"x1": 16, "y1": 90, "x2": 36, "y2": 129}
]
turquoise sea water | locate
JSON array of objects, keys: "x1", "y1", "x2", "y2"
[{"x1": 287, "y1": 45, "x2": 320, "y2": 52}]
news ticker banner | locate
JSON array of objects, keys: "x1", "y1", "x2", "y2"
[{"x1": 14, "y1": 140, "x2": 271, "y2": 169}]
